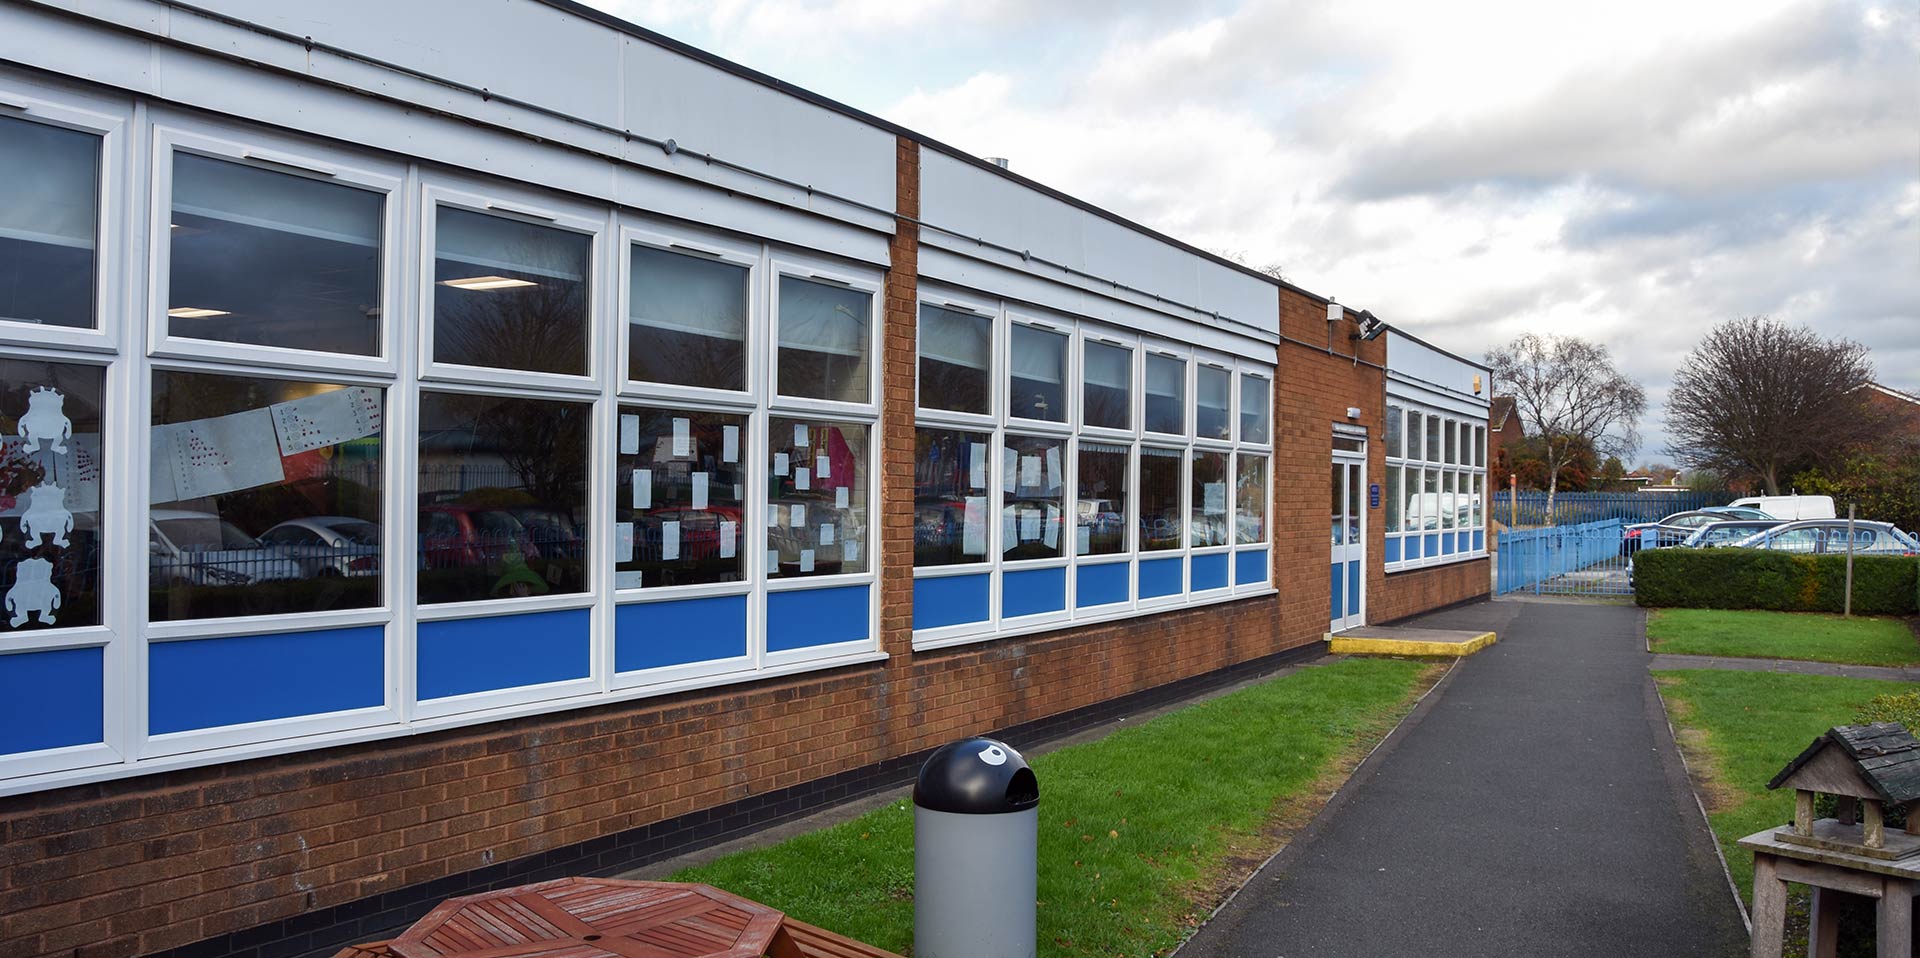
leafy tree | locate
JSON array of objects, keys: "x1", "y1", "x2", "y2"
[
  {"x1": 1595, "y1": 456, "x2": 1627, "y2": 491},
  {"x1": 1793, "y1": 451, "x2": 1920, "y2": 532},
  {"x1": 1486, "y1": 333, "x2": 1646, "y2": 521},
  {"x1": 1665, "y1": 316, "x2": 1877, "y2": 495}
]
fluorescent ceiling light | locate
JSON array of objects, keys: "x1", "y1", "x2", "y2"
[
  {"x1": 438, "y1": 275, "x2": 538, "y2": 291},
  {"x1": 167, "y1": 307, "x2": 231, "y2": 319}
]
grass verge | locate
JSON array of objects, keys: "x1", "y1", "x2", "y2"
[
  {"x1": 672, "y1": 657, "x2": 1439, "y2": 957},
  {"x1": 1647, "y1": 608, "x2": 1920, "y2": 667}
]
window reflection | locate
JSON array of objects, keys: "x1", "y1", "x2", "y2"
[
  {"x1": 0, "y1": 116, "x2": 97, "y2": 329},
  {"x1": 1192, "y1": 451, "x2": 1229, "y2": 546},
  {"x1": 616, "y1": 408, "x2": 746, "y2": 588},
  {"x1": 1236, "y1": 455, "x2": 1268, "y2": 544},
  {"x1": 149, "y1": 371, "x2": 383, "y2": 621},
  {"x1": 778, "y1": 277, "x2": 870, "y2": 403},
  {"x1": 1078, "y1": 442, "x2": 1128, "y2": 556},
  {"x1": 629, "y1": 245, "x2": 747, "y2": 391},
  {"x1": 1083, "y1": 341, "x2": 1131, "y2": 430},
  {"x1": 1002, "y1": 435, "x2": 1065, "y2": 560},
  {"x1": 2, "y1": 361, "x2": 103, "y2": 630},
  {"x1": 433, "y1": 206, "x2": 590, "y2": 375},
  {"x1": 768, "y1": 417, "x2": 868, "y2": 577},
  {"x1": 913, "y1": 427, "x2": 992, "y2": 566},
  {"x1": 918, "y1": 305, "x2": 991, "y2": 415},
  {"x1": 1240, "y1": 375, "x2": 1270, "y2": 445},
  {"x1": 417, "y1": 392, "x2": 587, "y2": 603},
  {"x1": 1009, "y1": 325, "x2": 1066, "y2": 422},
  {"x1": 169, "y1": 153, "x2": 383, "y2": 355},
  {"x1": 1145, "y1": 355, "x2": 1184, "y2": 435},
  {"x1": 1196, "y1": 366, "x2": 1230, "y2": 441},
  {"x1": 1140, "y1": 447, "x2": 1183, "y2": 551}
]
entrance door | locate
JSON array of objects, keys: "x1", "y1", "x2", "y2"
[{"x1": 1331, "y1": 440, "x2": 1366, "y2": 631}]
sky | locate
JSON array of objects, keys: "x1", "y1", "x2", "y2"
[{"x1": 586, "y1": 0, "x2": 1919, "y2": 462}]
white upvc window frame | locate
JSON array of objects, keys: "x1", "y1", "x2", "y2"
[
  {"x1": 1384, "y1": 401, "x2": 1490, "y2": 573},
  {"x1": 0, "y1": 78, "x2": 129, "y2": 355},
  {"x1": 417, "y1": 176, "x2": 608, "y2": 394},
  {"x1": 914, "y1": 290, "x2": 999, "y2": 425},
  {"x1": 147, "y1": 116, "x2": 405, "y2": 379},
  {"x1": 1078, "y1": 329, "x2": 1137, "y2": 439},
  {"x1": 1135, "y1": 438, "x2": 1190, "y2": 611},
  {"x1": 760, "y1": 404, "x2": 883, "y2": 668},
  {"x1": 767, "y1": 251, "x2": 883, "y2": 417},
  {"x1": 1004, "y1": 309, "x2": 1075, "y2": 432},
  {"x1": 1142, "y1": 345, "x2": 1190, "y2": 440},
  {"x1": 1231, "y1": 355, "x2": 1275, "y2": 594},
  {"x1": 617, "y1": 218, "x2": 763, "y2": 406}
]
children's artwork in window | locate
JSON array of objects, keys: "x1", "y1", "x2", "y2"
[{"x1": 2, "y1": 361, "x2": 104, "y2": 631}]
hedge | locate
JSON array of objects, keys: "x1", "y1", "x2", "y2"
[{"x1": 1633, "y1": 548, "x2": 1920, "y2": 615}]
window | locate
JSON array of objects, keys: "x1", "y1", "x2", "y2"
[
  {"x1": 918, "y1": 305, "x2": 991, "y2": 415},
  {"x1": 1426, "y1": 414, "x2": 1441, "y2": 460},
  {"x1": 913, "y1": 427, "x2": 991, "y2": 566},
  {"x1": 1240, "y1": 375, "x2": 1270, "y2": 445},
  {"x1": 777, "y1": 276, "x2": 871, "y2": 404},
  {"x1": 1145, "y1": 354, "x2": 1184, "y2": 435},
  {"x1": 1384, "y1": 465, "x2": 1403, "y2": 535},
  {"x1": 2, "y1": 359, "x2": 104, "y2": 631},
  {"x1": 1002, "y1": 435, "x2": 1066, "y2": 560},
  {"x1": 1191, "y1": 451, "x2": 1229, "y2": 546},
  {"x1": 168, "y1": 153, "x2": 384, "y2": 356},
  {"x1": 1386, "y1": 405, "x2": 1489, "y2": 567},
  {"x1": 0, "y1": 115, "x2": 98, "y2": 329},
  {"x1": 1077, "y1": 442, "x2": 1128, "y2": 556},
  {"x1": 628, "y1": 245, "x2": 748, "y2": 391},
  {"x1": 1196, "y1": 366, "x2": 1231, "y2": 441},
  {"x1": 1444, "y1": 421, "x2": 1457, "y2": 464},
  {"x1": 1474, "y1": 425, "x2": 1486, "y2": 468},
  {"x1": 417, "y1": 392, "x2": 587, "y2": 603},
  {"x1": 432, "y1": 206, "x2": 591, "y2": 375},
  {"x1": 767, "y1": 417, "x2": 868, "y2": 577},
  {"x1": 1140, "y1": 447, "x2": 1183, "y2": 551},
  {"x1": 1009, "y1": 324, "x2": 1067, "y2": 422},
  {"x1": 616, "y1": 408, "x2": 747, "y2": 589},
  {"x1": 1385, "y1": 405, "x2": 1403, "y2": 458},
  {"x1": 149, "y1": 371, "x2": 384, "y2": 620},
  {"x1": 1083, "y1": 341, "x2": 1131, "y2": 430},
  {"x1": 1235, "y1": 455, "x2": 1268, "y2": 544}
]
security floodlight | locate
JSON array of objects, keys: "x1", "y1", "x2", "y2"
[{"x1": 1356, "y1": 310, "x2": 1387, "y2": 341}]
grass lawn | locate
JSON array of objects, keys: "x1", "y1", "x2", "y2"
[
  {"x1": 672, "y1": 657, "x2": 1437, "y2": 957},
  {"x1": 1655, "y1": 668, "x2": 1920, "y2": 908},
  {"x1": 1647, "y1": 608, "x2": 1920, "y2": 667}
]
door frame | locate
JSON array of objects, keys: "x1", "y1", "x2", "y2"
[{"x1": 1331, "y1": 436, "x2": 1367, "y2": 632}]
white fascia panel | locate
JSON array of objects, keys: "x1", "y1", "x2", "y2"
[
  {"x1": 1385, "y1": 331, "x2": 1491, "y2": 405},
  {"x1": 1386, "y1": 373, "x2": 1491, "y2": 421}
]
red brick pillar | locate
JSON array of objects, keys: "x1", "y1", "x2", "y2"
[{"x1": 880, "y1": 136, "x2": 920, "y2": 659}]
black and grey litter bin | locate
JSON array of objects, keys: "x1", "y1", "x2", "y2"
[{"x1": 913, "y1": 736, "x2": 1041, "y2": 958}]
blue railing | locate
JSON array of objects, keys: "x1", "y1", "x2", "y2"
[
  {"x1": 1490, "y1": 491, "x2": 1733, "y2": 527},
  {"x1": 1496, "y1": 518, "x2": 1629, "y2": 596}
]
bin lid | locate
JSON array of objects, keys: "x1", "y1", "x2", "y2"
[{"x1": 913, "y1": 737, "x2": 1040, "y2": 814}]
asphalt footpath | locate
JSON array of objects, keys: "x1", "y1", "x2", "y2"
[{"x1": 1178, "y1": 597, "x2": 1749, "y2": 958}]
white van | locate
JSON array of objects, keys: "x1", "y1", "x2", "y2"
[{"x1": 1726, "y1": 495, "x2": 1837, "y2": 520}]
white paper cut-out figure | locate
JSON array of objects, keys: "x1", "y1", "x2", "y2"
[
  {"x1": 19, "y1": 483, "x2": 73, "y2": 549},
  {"x1": 18, "y1": 387, "x2": 72, "y2": 455},
  {"x1": 5, "y1": 557, "x2": 61, "y2": 628}
]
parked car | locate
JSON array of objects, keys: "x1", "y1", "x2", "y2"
[
  {"x1": 1678, "y1": 519, "x2": 1788, "y2": 549},
  {"x1": 1726, "y1": 495, "x2": 1836, "y2": 520},
  {"x1": 149, "y1": 510, "x2": 302, "y2": 587},
  {"x1": 1729, "y1": 520, "x2": 1920, "y2": 556},
  {"x1": 260, "y1": 516, "x2": 381, "y2": 578},
  {"x1": 1621, "y1": 507, "x2": 1774, "y2": 555},
  {"x1": 419, "y1": 504, "x2": 543, "y2": 570}
]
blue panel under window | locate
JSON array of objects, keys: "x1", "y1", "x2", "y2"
[
  {"x1": 1425, "y1": 534, "x2": 1439, "y2": 557},
  {"x1": 915, "y1": 574, "x2": 991, "y2": 630},
  {"x1": 768, "y1": 585, "x2": 870, "y2": 652},
  {"x1": 1329, "y1": 564, "x2": 1344, "y2": 619},
  {"x1": 1235, "y1": 548, "x2": 1269, "y2": 586},
  {"x1": 419, "y1": 609, "x2": 589, "y2": 701},
  {"x1": 1384, "y1": 536, "x2": 1402, "y2": 564},
  {"x1": 1003, "y1": 567, "x2": 1066, "y2": 619},
  {"x1": 1474, "y1": 530, "x2": 1485, "y2": 552},
  {"x1": 1077, "y1": 562, "x2": 1129, "y2": 608},
  {"x1": 151, "y1": 627, "x2": 383, "y2": 734},
  {"x1": 1347, "y1": 560, "x2": 1362, "y2": 616},
  {"x1": 1191, "y1": 553, "x2": 1229, "y2": 592},
  {"x1": 0, "y1": 647, "x2": 103, "y2": 754},
  {"x1": 1140, "y1": 556, "x2": 1183, "y2": 599},
  {"x1": 1405, "y1": 535, "x2": 1421, "y2": 560},
  {"x1": 616, "y1": 595, "x2": 747, "y2": 672}
]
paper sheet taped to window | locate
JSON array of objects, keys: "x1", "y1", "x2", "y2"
[
  {"x1": 270, "y1": 386, "x2": 382, "y2": 456},
  {"x1": 152, "y1": 407, "x2": 285, "y2": 502}
]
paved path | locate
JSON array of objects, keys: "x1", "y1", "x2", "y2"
[
  {"x1": 1180, "y1": 597, "x2": 1748, "y2": 958},
  {"x1": 1648, "y1": 652, "x2": 1920, "y2": 682}
]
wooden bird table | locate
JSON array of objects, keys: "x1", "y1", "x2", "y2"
[
  {"x1": 390, "y1": 878, "x2": 807, "y2": 958},
  {"x1": 1739, "y1": 828, "x2": 1918, "y2": 958}
]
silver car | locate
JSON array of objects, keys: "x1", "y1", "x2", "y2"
[{"x1": 1729, "y1": 520, "x2": 1920, "y2": 556}]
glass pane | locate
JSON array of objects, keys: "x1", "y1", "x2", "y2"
[
  {"x1": 417, "y1": 392, "x2": 587, "y2": 603},
  {"x1": 1442, "y1": 472, "x2": 1456, "y2": 529},
  {"x1": 1409, "y1": 414, "x2": 1424, "y2": 464},
  {"x1": 1445, "y1": 419, "x2": 1458, "y2": 464},
  {"x1": 1330, "y1": 464, "x2": 1344, "y2": 546},
  {"x1": 1475, "y1": 425, "x2": 1487, "y2": 468},
  {"x1": 1426, "y1": 414, "x2": 1442, "y2": 461},
  {"x1": 918, "y1": 305, "x2": 991, "y2": 414},
  {"x1": 1347, "y1": 464, "x2": 1362, "y2": 542},
  {"x1": 170, "y1": 153, "x2": 383, "y2": 355},
  {"x1": 768, "y1": 417, "x2": 868, "y2": 577},
  {"x1": 778, "y1": 276, "x2": 871, "y2": 403},
  {"x1": 913, "y1": 427, "x2": 992, "y2": 567},
  {"x1": 2, "y1": 360, "x2": 103, "y2": 630},
  {"x1": 1083, "y1": 341, "x2": 1132, "y2": 430},
  {"x1": 1191, "y1": 451, "x2": 1229, "y2": 546},
  {"x1": 1422, "y1": 469, "x2": 1439, "y2": 529},
  {"x1": 1140, "y1": 447, "x2": 1183, "y2": 551},
  {"x1": 1144, "y1": 354, "x2": 1185, "y2": 435},
  {"x1": 0, "y1": 116, "x2": 97, "y2": 329},
  {"x1": 1469, "y1": 475, "x2": 1483, "y2": 529},
  {"x1": 433, "y1": 206, "x2": 591, "y2": 375},
  {"x1": 629, "y1": 245, "x2": 747, "y2": 391},
  {"x1": 1196, "y1": 366, "x2": 1230, "y2": 441},
  {"x1": 1240, "y1": 375, "x2": 1271, "y2": 445},
  {"x1": 1385, "y1": 465, "x2": 1403, "y2": 537},
  {"x1": 1235, "y1": 455, "x2": 1268, "y2": 544},
  {"x1": 1077, "y1": 442, "x2": 1129, "y2": 556},
  {"x1": 1009, "y1": 325, "x2": 1067, "y2": 422},
  {"x1": 150, "y1": 372, "x2": 384, "y2": 620},
  {"x1": 616, "y1": 408, "x2": 746, "y2": 588},
  {"x1": 1002, "y1": 434, "x2": 1066, "y2": 560},
  {"x1": 1385, "y1": 405, "x2": 1403, "y2": 459}
]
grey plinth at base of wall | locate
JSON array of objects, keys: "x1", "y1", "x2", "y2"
[{"x1": 1738, "y1": 827, "x2": 1916, "y2": 958}]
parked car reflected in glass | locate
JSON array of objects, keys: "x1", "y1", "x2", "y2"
[
  {"x1": 259, "y1": 517, "x2": 381, "y2": 578},
  {"x1": 150, "y1": 510, "x2": 302, "y2": 589}
]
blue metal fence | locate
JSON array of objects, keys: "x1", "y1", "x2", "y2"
[
  {"x1": 1496, "y1": 518, "x2": 1631, "y2": 596},
  {"x1": 1491, "y1": 490, "x2": 1734, "y2": 527}
]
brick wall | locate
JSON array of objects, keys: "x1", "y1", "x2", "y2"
[{"x1": 1373, "y1": 559, "x2": 1492, "y2": 623}]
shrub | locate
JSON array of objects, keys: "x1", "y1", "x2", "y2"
[
  {"x1": 1855, "y1": 692, "x2": 1920, "y2": 728},
  {"x1": 1634, "y1": 548, "x2": 1919, "y2": 615}
]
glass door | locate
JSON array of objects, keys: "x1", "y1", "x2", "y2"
[{"x1": 1331, "y1": 439, "x2": 1366, "y2": 631}]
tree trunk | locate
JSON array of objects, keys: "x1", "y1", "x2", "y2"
[
  {"x1": 1546, "y1": 467, "x2": 1559, "y2": 526},
  {"x1": 1764, "y1": 464, "x2": 1779, "y2": 496}
]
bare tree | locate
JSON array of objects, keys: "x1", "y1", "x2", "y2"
[
  {"x1": 1485, "y1": 333, "x2": 1646, "y2": 522},
  {"x1": 1665, "y1": 316, "x2": 1876, "y2": 495}
]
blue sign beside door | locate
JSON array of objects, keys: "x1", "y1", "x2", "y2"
[{"x1": 1369, "y1": 483, "x2": 1381, "y2": 509}]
